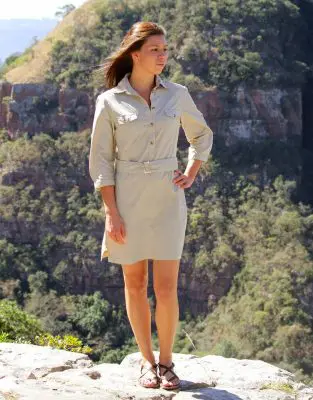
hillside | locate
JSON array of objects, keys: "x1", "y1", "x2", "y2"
[
  {"x1": 2, "y1": 0, "x2": 310, "y2": 91},
  {"x1": 2, "y1": 0, "x2": 102, "y2": 83},
  {"x1": 0, "y1": 19, "x2": 58, "y2": 64}
]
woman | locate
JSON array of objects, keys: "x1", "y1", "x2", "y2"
[{"x1": 89, "y1": 21, "x2": 213, "y2": 390}]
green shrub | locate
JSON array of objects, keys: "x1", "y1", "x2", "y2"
[
  {"x1": 34, "y1": 333, "x2": 92, "y2": 354},
  {"x1": 0, "y1": 299, "x2": 44, "y2": 342},
  {"x1": 0, "y1": 299, "x2": 92, "y2": 354},
  {"x1": 212, "y1": 340, "x2": 239, "y2": 358}
]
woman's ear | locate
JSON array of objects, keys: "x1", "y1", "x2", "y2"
[{"x1": 131, "y1": 50, "x2": 139, "y2": 64}]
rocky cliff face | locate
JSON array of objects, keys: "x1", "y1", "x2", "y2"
[
  {"x1": 0, "y1": 342, "x2": 311, "y2": 399},
  {"x1": 191, "y1": 86, "x2": 302, "y2": 146},
  {"x1": 0, "y1": 81, "x2": 93, "y2": 137},
  {"x1": 0, "y1": 81, "x2": 302, "y2": 145}
]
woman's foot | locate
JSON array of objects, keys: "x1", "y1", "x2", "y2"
[
  {"x1": 158, "y1": 361, "x2": 181, "y2": 390},
  {"x1": 138, "y1": 359, "x2": 160, "y2": 388}
]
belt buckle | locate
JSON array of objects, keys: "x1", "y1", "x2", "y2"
[{"x1": 143, "y1": 160, "x2": 152, "y2": 174}]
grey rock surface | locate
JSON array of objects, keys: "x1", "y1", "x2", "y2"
[{"x1": 0, "y1": 343, "x2": 311, "y2": 399}]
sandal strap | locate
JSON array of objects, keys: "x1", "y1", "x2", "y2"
[
  {"x1": 139, "y1": 362, "x2": 158, "y2": 379},
  {"x1": 158, "y1": 362, "x2": 179, "y2": 382}
]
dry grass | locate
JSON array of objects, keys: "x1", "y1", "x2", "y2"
[
  {"x1": 4, "y1": 0, "x2": 105, "y2": 84},
  {"x1": 0, "y1": 392, "x2": 20, "y2": 400}
]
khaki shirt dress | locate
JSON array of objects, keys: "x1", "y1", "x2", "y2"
[{"x1": 89, "y1": 72, "x2": 213, "y2": 264}]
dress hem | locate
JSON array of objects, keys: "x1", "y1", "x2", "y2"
[{"x1": 101, "y1": 251, "x2": 183, "y2": 265}]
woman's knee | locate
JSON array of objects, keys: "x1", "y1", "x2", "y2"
[
  {"x1": 122, "y1": 259, "x2": 148, "y2": 296},
  {"x1": 154, "y1": 282, "x2": 177, "y2": 301},
  {"x1": 125, "y1": 277, "x2": 148, "y2": 296},
  {"x1": 153, "y1": 260, "x2": 179, "y2": 301}
]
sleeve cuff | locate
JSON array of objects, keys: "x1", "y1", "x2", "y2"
[
  {"x1": 94, "y1": 175, "x2": 115, "y2": 191},
  {"x1": 188, "y1": 147, "x2": 210, "y2": 162}
]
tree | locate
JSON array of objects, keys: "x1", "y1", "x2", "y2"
[
  {"x1": 55, "y1": 4, "x2": 76, "y2": 19},
  {"x1": 31, "y1": 36, "x2": 38, "y2": 47}
]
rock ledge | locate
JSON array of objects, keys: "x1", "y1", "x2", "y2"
[{"x1": 0, "y1": 343, "x2": 312, "y2": 399}]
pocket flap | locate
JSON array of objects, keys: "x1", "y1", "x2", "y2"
[{"x1": 164, "y1": 108, "x2": 179, "y2": 118}]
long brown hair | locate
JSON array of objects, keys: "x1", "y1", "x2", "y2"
[{"x1": 101, "y1": 21, "x2": 166, "y2": 89}]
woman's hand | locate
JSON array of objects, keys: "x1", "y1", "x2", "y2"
[
  {"x1": 105, "y1": 210, "x2": 126, "y2": 244},
  {"x1": 172, "y1": 169, "x2": 195, "y2": 189}
]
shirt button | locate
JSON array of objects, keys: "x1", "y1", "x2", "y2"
[
  {"x1": 150, "y1": 141, "x2": 154, "y2": 145},
  {"x1": 151, "y1": 106, "x2": 155, "y2": 109},
  {"x1": 150, "y1": 122, "x2": 154, "y2": 126}
]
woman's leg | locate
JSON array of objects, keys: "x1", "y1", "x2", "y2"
[
  {"x1": 153, "y1": 259, "x2": 180, "y2": 387},
  {"x1": 121, "y1": 259, "x2": 157, "y2": 385}
]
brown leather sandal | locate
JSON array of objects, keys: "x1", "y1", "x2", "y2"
[
  {"x1": 157, "y1": 362, "x2": 181, "y2": 390},
  {"x1": 138, "y1": 360, "x2": 160, "y2": 389}
]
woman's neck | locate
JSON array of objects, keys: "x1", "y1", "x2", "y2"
[{"x1": 129, "y1": 70, "x2": 156, "y2": 93}]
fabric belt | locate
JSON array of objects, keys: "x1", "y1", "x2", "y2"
[{"x1": 115, "y1": 157, "x2": 178, "y2": 174}]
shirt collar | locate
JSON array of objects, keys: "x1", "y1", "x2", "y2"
[{"x1": 112, "y1": 72, "x2": 168, "y2": 94}]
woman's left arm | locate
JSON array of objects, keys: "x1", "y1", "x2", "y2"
[{"x1": 173, "y1": 86, "x2": 214, "y2": 189}]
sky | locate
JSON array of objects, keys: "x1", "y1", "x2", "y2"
[{"x1": 0, "y1": 0, "x2": 88, "y2": 19}]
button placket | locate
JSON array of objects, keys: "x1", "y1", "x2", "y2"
[
  {"x1": 149, "y1": 126, "x2": 156, "y2": 157},
  {"x1": 148, "y1": 88, "x2": 160, "y2": 159},
  {"x1": 148, "y1": 94, "x2": 156, "y2": 157}
]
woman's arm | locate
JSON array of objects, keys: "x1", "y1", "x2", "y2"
[
  {"x1": 89, "y1": 94, "x2": 126, "y2": 244},
  {"x1": 89, "y1": 94, "x2": 118, "y2": 214},
  {"x1": 100, "y1": 185, "x2": 126, "y2": 244},
  {"x1": 184, "y1": 159, "x2": 203, "y2": 179},
  {"x1": 99, "y1": 185, "x2": 119, "y2": 216},
  {"x1": 89, "y1": 94, "x2": 116, "y2": 189},
  {"x1": 173, "y1": 86, "x2": 213, "y2": 189},
  {"x1": 180, "y1": 85, "x2": 213, "y2": 163}
]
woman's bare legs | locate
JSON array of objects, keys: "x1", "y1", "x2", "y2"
[
  {"x1": 153, "y1": 259, "x2": 180, "y2": 388},
  {"x1": 121, "y1": 259, "x2": 157, "y2": 387}
]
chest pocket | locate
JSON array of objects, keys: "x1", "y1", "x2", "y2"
[
  {"x1": 163, "y1": 108, "x2": 181, "y2": 127},
  {"x1": 164, "y1": 108, "x2": 179, "y2": 118}
]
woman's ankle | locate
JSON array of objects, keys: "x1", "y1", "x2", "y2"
[
  {"x1": 158, "y1": 357, "x2": 173, "y2": 366},
  {"x1": 142, "y1": 354, "x2": 156, "y2": 366}
]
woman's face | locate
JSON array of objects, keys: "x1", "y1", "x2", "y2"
[{"x1": 132, "y1": 34, "x2": 168, "y2": 75}]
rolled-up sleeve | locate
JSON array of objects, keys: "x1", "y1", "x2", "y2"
[
  {"x1": 88, "y1": 94, "x2": 116, "y2": 191},
  {"x1": 180, "y1": 86, "x2": 213, "y2": 162}
]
